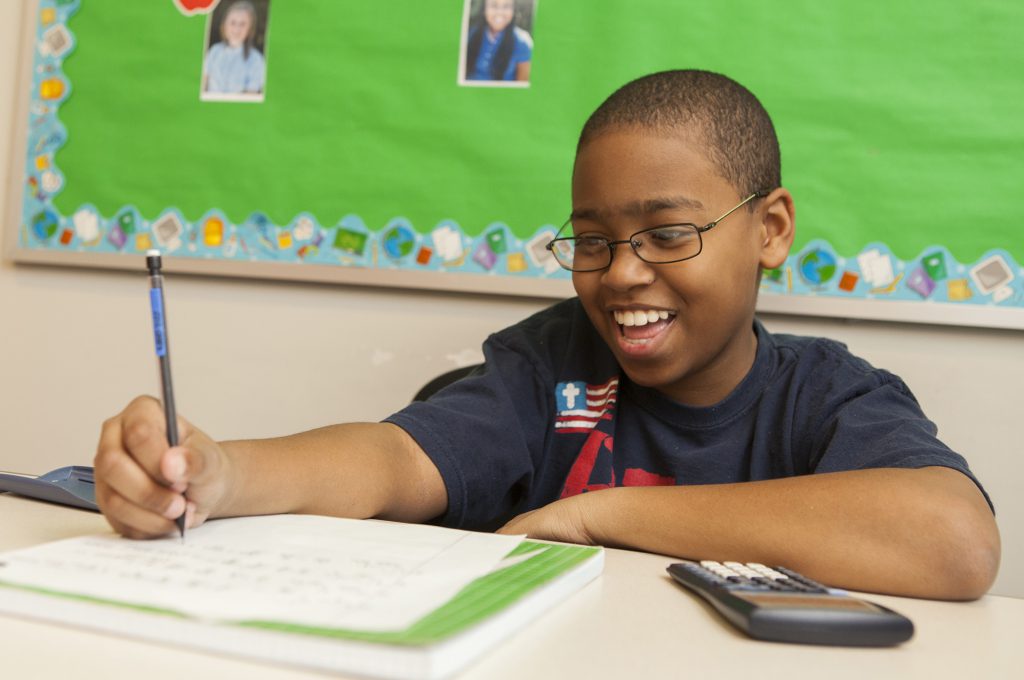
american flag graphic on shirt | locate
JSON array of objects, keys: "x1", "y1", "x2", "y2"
[{"x1": 554, "y1": 377, "x2": 618, "y2": 433}]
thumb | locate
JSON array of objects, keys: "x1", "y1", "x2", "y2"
[
  {"x1": 176, "y1": 427, "x2": 225, "y2": 487},
  {"x1": 160, "y1": 446, "x2": 190, "y2": 492},
  {"x1": 158, "y1": 421, "x2": 217, "y2": 489}
]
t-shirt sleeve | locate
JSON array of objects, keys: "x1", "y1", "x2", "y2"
[
  {"x1": 805, "y1": 352, "x2": 994, "y2": 512},
  {"x1": 384, "y1": 335, "x2": 551, "y2": 530}
]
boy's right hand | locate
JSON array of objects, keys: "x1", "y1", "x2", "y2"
[{"x1": 94, "y1": 396, "x2": 232, "y2": 539}]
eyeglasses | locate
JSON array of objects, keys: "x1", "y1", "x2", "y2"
[{"x1": 545, "y1": 192, "x2": 767, "y2": 272}]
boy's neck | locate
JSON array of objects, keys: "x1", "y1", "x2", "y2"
[{"x1": 658, "y1": 323, "x2": 759, "y2": 407}]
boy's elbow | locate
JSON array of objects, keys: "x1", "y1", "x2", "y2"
[
  {"x1": 955, "y1": 522, "x2": 1000, "y2": 601},
  {"x1": 931, "y1": 496, "x2": 1001, "y2": 600}
]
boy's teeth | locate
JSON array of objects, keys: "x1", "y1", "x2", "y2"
[{"x1": 614, "y1": 309, "x2": 671, "y2": 327}]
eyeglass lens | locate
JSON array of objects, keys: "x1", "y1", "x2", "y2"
[{"x1": 559, "y1": 224, "x2": 701, "y2": 270}]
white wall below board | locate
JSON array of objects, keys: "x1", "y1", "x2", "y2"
[{"x1": 1, "y1": 0, "x2": 1020, "y2": 599}]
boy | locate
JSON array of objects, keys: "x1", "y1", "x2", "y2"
[{"x1": 94, "y1": 70, "x2": 999, "y2": 600}]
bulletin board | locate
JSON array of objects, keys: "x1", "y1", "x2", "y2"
[{"x1": 6, "y1": 0, "x2": 1023, "y2": 328}]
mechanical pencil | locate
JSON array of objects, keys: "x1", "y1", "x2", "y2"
[{"x1": 146, "y1": 249, "x2": 185, "y2": 540}]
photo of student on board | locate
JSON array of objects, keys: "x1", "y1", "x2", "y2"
[
  {"x1": 462, "y1": 0, "x2": 535, "y2": 84},
  {"x1": 201, "y1": 0, "x2": 269, "y2": 100},
  {"x1": 94, "y1": 69, "x2": 999, "y2": 602}
]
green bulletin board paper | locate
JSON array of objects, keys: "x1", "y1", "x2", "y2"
[
  {"x1": 12, "y1": 0, "x2": 1024, "y2": 326},
  {"x1": 55, "y1": 1, "x2": 578, "y2": 236},
  {"x1": 770, "y1": 1, "x2": 1022, "y2": 263},
  {"x1": 56, "y1": 0, "x2": 1024, "y2": 256}
]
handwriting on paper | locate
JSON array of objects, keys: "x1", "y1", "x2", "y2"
[{"x1": 0, "y1": 515, "x2": 523, "y2": 631}]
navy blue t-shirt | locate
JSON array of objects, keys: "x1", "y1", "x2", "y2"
[{"x1": 386, "y1": 298, "x2": 990, "y2": 530}]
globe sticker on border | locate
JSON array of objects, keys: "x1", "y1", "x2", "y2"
[
  {"x1": 382, "y1": 224, "x2": 416, "y2": 261},
  {"x1": 798, "y1": 248, "x2": 837, "y2": 288}
]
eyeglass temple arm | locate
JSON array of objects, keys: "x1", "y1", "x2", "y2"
[{"x1": 701, "y1": 191, "x2": 769, "y2": 231}]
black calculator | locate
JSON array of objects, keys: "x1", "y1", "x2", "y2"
[{"x1": 667, "y1": 560, "x2": 914, "y2": 646}]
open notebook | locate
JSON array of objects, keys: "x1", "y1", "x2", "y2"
[{"x1": 0, "y1": 514, "x2": 603, "y2": 680}]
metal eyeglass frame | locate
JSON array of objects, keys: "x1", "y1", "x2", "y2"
[{"x1": 545, "y1": 191, "x2": 768, "y2": 272}]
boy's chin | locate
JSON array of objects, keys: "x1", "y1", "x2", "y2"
[{"x1": 617, "y1": 361, "x2": 683, "y2": 392}]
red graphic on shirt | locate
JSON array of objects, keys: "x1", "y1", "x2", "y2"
[
  {"x1": 559, "y1": 429, "x2": 675, "y2": 498},
  {"x1": 560, "y1": 430, "x2": 614, "y2": 497},
  {"x1": 622, "y1": 468, "x2": 675, "y2": 486}
]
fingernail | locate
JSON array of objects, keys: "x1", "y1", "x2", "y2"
[{"x1": 164, "y1": 494, "x2": 185, "y2": 520}]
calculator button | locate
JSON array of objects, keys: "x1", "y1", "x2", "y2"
[
  {"x1": 747, "y1": 563, "x2": 788, "y2": 580},
  {"x1": 774, "y1": 567, "x2": 829, "y2": 593},
  {"x1": 712, "y1": 567, "x2": 742, "y2": 579}
]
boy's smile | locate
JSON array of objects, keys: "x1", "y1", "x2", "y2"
[
  {"x1": 570, "y1": 128, "x2": 773, "y2": 406},
  {"x1": 611, "y1": 307, "x2": 677, "y2": 355}
]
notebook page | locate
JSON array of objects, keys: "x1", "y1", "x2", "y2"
[{"x1": 0, "y1": 515, "x2": 523, "y2": 632}]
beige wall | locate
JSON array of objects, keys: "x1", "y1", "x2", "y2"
[{"x1": 2, "y1": 1, "x2": 1021, "y2": 598}]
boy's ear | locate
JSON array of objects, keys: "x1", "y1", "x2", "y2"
[{"x1": 758, "y1": 188, "x2": 795, "y2": 270}]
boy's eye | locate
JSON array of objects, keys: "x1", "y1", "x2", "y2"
[
  {"x1": 643, "y1": 225, "x2": 699, "y2": 249},
  {"x1": 573, "y1": 235, "x2": 609, "y2": 253}
]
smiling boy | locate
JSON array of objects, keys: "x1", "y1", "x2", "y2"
[{"x1": 95, "y1": 70, "x2": 999, "y2": 599}]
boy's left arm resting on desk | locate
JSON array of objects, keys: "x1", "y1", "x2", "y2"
[{"x1": 498, "y1": 466, "x2": 1000, "y2": 600}]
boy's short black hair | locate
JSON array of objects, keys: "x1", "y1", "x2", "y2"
[{"x1": 578, "y1": 69, "x2": 781, "y2": 197}]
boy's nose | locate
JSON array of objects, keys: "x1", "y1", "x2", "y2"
[{"x1": 601, "y1": 246, "x2": 656, "y2": 291}]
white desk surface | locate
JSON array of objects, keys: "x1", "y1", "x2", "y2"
[{"x1": 0, "y1": 494, "x2": 1019, "y2": 680}]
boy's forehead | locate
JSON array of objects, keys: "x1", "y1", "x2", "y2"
[
  {"x1": 573, "y1": 125, "x2": 719, "y2": 182},
  {"x1": 571, "y1": 126, "x2": 729, "y2": 219},
  {"x1": 570, "y1": 195, "x2": 706, "y2": 222}
]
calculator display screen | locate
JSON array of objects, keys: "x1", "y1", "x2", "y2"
[{"x1": 734, "y1": 593, "x2": 883, "y2": 612}]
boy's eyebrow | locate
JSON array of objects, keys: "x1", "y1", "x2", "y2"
[{"x1": 571, "y1": 195, "x2": 706, "y2": 222}]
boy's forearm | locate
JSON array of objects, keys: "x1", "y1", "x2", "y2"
[
  {"x1": 214, "y1": 423, "x2": 447, "y2": 523},
  {"x1": 586, "y1": 466, "x2": 999, "y2": 600}
]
